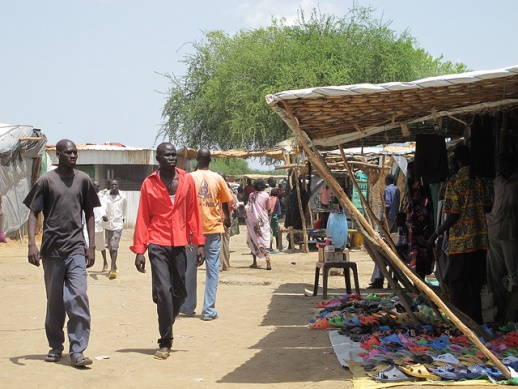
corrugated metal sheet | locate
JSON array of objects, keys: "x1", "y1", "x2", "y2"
[
  {"x1": 47, "y1": 148, "x2": 156, "y2": 165},
  {"x1": 123, "y1": 191, "x2": 140, "y2": 230}
]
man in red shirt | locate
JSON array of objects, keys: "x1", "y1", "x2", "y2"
[{"x1": 131, "y1": 142, "x2": 205, "y2": 360}]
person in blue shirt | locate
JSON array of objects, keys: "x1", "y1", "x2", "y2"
[{"x1": 368, "y1": 174, "x2": 401, "y2": 289}]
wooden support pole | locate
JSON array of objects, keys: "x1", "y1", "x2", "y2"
[
  {"x1": 339, "y1": 146, "x2": 418, "y2": 294},
  {"x1": 280, "y1": 103, "x2": 511, "y2": 379}
]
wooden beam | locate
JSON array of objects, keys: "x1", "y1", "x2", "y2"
[{"x1": 279, "y1": 101, "x2": 511, "y2": 379}]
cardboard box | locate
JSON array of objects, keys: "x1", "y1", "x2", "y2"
[{"x1": 325, "y1": 251, "x2": 343, "y2": 262}]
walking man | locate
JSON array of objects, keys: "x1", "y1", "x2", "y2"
[
  {"x1": 369, "y1": 173, "x2": 401, "y2": 289},
  {"x1": 103, "y1": 179, "x2": 127, "y2": 279},
  {"x1": 23, "y1": 139, "x2": 100, "y2": 367},
  {"x1": 181, "y1": 148, "x2": 233, "y2": 321},
  {"x1": 131, "y1": 142, "x2": 205, "y2": 360}
]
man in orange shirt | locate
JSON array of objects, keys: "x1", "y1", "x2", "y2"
[
  {"x1": 131, "y1": 142, "x2": 205, "y2": 360},
  {"x1": 181, "y1": 148, "x2": 233, "y2": 321}
]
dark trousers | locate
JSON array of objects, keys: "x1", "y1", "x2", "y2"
[
  {"x1": 148, "y1": 244, "x2": 187, "y2": 349},
  {"x1": 447, "y1": 250, "x2": 487, "y2": 324}
]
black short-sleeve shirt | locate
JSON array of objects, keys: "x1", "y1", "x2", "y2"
[{"x1": 23, "y1": 169, "x2": 101, "y2": 259}]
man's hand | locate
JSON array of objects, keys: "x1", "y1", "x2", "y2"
[
  {"x1": 135, "y1": 254, "x2": 146, "y2": 273},
  {"x1": 28, "y1": 243, "x2": 40, "y2": 267},
  {"x1": 196, "y1": 245, "x2": 205, "y2": 267},
  {"x1": 426, "y1": 231, "x2": 439, "y2": 248},
  {"x1": 223, "y1": 217, "x2": 231, "y2": 228},
  {"x1": 85, "y1": 247, "x2": 95, "y2": 268}
]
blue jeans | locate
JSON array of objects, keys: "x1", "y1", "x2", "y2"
[
  {"x1": 181, "y1": 234, "x2": 221, "y2": 318},
  {"x1": 42, "y1": 254, "x2": 90, "y2": 355},
  {"x1": 202, "y1": 234, "x2": 221, "y2": 319}
]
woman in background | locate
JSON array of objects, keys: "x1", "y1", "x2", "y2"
[{"x1": 246, "y1": 179, "x2": 272, "y2": 270}]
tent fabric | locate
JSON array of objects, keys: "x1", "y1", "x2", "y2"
[{"x1": 0, "y1": 124, "x2": 47, "y2": 235}]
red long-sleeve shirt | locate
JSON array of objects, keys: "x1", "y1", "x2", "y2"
[{"x1": 130, "y1": 168, "x2": 205, "y2": 254}]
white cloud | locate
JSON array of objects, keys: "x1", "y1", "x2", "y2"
[{"x1": 229, "y1": 0, "x2": 343, "y2": 29}]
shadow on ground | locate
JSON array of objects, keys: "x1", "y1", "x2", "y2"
[{"x1": 217, "y1": 282, "x2": 352, "y2": 384}]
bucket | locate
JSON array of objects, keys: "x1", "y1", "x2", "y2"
[{"x1": 326, "y1": 212, "x2": 348, "y2": 249}]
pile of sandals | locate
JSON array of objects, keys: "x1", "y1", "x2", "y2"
[{"x1": 309, "y1": 292, "x2": 518, "y2": 383}]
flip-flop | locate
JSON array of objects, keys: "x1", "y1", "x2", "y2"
[
  {"x1": 71, "y1": 353, "x2": 93, "y2": 367},
  {"x1": 433, "y1": 353, "x2": 459, "y2": 365},
  {"x1": 457, "y1": 354, "x2": 484, "y2": 366},
  {"x1": 430, "y1": 364, "x2": 463, "y2": 380},
  {"x1": 109, "y1": 270, "x2": 117, "y2": 279},
  {"x1": 372, "y1": 365, "x2": 414, "y2": 382},
  {"x1": 248, "y1": 264, "x2": 258, "y2": 268},
  {"x1": 483, "y1": 366, "x2": 505, "y2": 380},
  {"x1": 327, "y1": 316, "x2": 346, "y2": 327},
  {"x1": 366, "y1": 364, "x2": 391, "y2": 375},
  {"x1": 399, "y1": 364, "x2": 442, "y2": 380},
  {"x1": 309, "y1": 318, "x2": 334, "y2": 329},
  {"x1": 459, "y1": 364, "x2": 486, "y2": 380},
  {"x1": 44, "y1": 351, "x2": 61, "y2": 363},
  {"x1": 154, "y1": 350, "x2": 171, "y2": 360}
]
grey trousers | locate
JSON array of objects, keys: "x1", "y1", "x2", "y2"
[
  {"x1": 180, "y1": 245, "x2": 198, "y2": 315},
  {"x1": 488, "y1": 232, "x2": 518, "y2": 319},
  {"x1": 42, "y1": 254, "x2": 90, "y2": 355},
  {"x1": 148, "y1": 244, "x2": 187, "y2": 349}
]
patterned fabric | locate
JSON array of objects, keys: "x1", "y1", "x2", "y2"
[
  {"x1": 406, "y1": 179, "x2": 434, "y2": 276},
  {"x1": 245, "y1": 191, "x2": 271, "y2": 259},
  {"x1": 444, "y1": 166, "x2": 490, "y2": 254}
]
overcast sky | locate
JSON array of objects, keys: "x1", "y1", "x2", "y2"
[{"x1": 1, "y1": 0, "x2": 517, "y2": 158}]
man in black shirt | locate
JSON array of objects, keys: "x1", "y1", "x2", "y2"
[{"x1": 23, "y1": 139, "x2": 100, "y2": 368}]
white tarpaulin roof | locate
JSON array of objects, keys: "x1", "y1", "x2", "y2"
[{"x1": 0, "y1": 124, "x2": 47, "y2": 235}]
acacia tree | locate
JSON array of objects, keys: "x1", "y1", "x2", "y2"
[{"x1": 159, "y1": 5, "x2": 467, "y2": 150}]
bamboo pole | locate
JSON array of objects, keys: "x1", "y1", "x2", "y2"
[
  {"x1": 339, "y1": 146, "x2": 418, "y2": 294},
  {"x1": 280, "y1": 103, "x2": 511, "y2": 379}
]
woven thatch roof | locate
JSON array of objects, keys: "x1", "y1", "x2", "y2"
[
  {"x1": 176, "y1": 138, "x2": 299, "y2": 161},
  {"x1": 266, "y1": 65, "x2": 518, "y2": 147}
]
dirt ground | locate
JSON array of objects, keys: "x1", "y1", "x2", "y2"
[{"x1": 0, "y1": 229, "x2": 472, "y2": 389}]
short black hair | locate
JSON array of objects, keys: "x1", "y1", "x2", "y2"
[{"x1": 254, "y1": 179, "x2": 266, "y2": 191}]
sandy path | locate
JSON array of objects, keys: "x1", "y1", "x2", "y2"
[{"x1": 0, "y1": 229, "x2": 450, "y2": 388}]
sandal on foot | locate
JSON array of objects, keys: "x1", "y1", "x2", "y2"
[
  {"x1": 108, "y1": 270, "x2": 117, "y2": 279},
  {"x1": 44, "y1": 351, "x2": 61, "y2": 363},
  {"x1": 71, "y1": 353, "x2": 93, "y2": 367},
  {"x1": 154, "y1": 350, "x2": 171, "y2": 360},
  {"x1": 249, "y1": 264, "x2": 258, "y2": 268}
]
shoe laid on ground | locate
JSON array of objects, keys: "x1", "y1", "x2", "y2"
[
  {"x1": 270, "y1": 249, "x2": 280, "y2": 254},
  {"x1": 70, "y1": 353, "x2": 93, "y2": 367},
  {"x1": 202, "y1": 315, "x2": 219, "y2": 321}
]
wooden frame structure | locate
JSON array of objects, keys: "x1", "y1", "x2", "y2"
[{"x1": 266, "y1": 65, "x2": 518, "y2": 379}]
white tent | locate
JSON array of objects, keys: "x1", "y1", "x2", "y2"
[{"x1": 0, "y1": 124, "x2": 47, "y2": 237}]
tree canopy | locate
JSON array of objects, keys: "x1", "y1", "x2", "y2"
[{"x1": 158, "y1": 5, "x2": 467, "y2": 150}]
